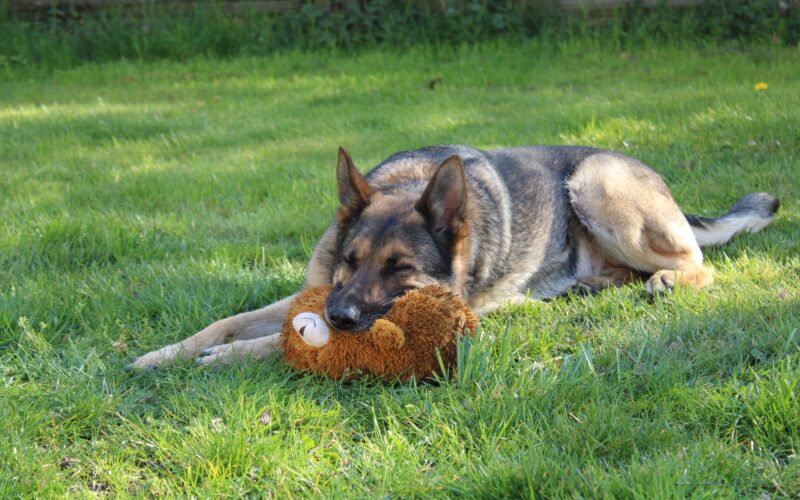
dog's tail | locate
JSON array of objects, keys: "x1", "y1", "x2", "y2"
[{"x1": 685, "y1": 192, "x2": 780, "y2": 247}]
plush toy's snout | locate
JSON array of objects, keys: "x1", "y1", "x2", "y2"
[
  {"x1": 292, "y1": 312, "x2": 330, "y2": 348},
  {"x1": 370, "y1": 319, "x2": 405, "y2": 350}
]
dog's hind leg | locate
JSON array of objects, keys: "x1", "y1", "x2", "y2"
[
  {"x1": 567, "y1": 153, "x2": 713, "y2": 294},
  {"x1": 570, "y1": 266, "x2": 643, "y2": 295}
]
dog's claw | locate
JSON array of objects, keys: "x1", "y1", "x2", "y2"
[
  {"x1": 569, "y1": 282, "x2": 599, "y2": 296},
  {"x1": 194, "y1": 344, "x2": 235, "y2": 367},
  {"x1": 646, "y1": 271, "x2": 675, "y2": 295}
]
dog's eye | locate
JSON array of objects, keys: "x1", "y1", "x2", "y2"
[
  {"x1": 385, "y1": 257, "x2": 415, "y2": 275},
  {"x1": 343, "y1": 252, "x2": 357, "y2": 269}
]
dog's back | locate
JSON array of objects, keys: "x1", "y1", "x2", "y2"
[
  {"x1": 360, "y1": 145, "x2": 603, "y2": 310},
  {"x1": 354, "y1": 144, "x2": 777, "y2": 313}
]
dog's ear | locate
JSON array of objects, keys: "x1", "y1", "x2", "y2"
[
  {"x1": 416, "y1": 155, "x2": 469, "y2": 251},
  {"x1": 336, "y1": 146, "x2": 373, "y2": 221}
]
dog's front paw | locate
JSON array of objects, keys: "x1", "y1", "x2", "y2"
[
  {"x1": 195, "y1": 344, "x2": 234, "y2": 367},
  {"x1": 127, "y1": 344, "x2": 183, "y2": 370},
  {"x1": 194, "y1": 334, "x2": 282, "y2": 367}
]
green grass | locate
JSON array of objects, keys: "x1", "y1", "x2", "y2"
[{"x1": 1, "y1": 40, "x2": 799, "y2": 496}]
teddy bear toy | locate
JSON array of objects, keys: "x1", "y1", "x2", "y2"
[{"x1": 281, "y1": 285, "x2": 478, "y2": 382}]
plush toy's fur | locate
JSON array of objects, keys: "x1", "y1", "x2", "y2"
[{"x1": 281, "y1": 285, "x2": 478, "y2": 381}]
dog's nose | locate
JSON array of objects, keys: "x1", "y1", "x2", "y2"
[{"x1": 328, "y1": 304, "x2": 360, "y2": 331}]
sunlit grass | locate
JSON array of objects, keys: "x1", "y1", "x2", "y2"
[{"x1": 1, "y1": 40, "x2": 798, "y2": 496}]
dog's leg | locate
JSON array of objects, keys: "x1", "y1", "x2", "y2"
[
  {"x1": 570, "y1": 267, "x2": 641, "y2": 295},
  {"x1": 128, "y1": 294, "x2": 295, "y2": 369},
  {"x1": 567, "y1": 153, "x2": 713, "y2": 295},
  {"x1": 194, "y1": 333, "x2": 283, "y2": 366},
  {"x1": 469, "y1": 291, "x2": 529, "y2": 316},
  {"x1": 128, "y1": 225, "x2": 338, "y2": 370}
]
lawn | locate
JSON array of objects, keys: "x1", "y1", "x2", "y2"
[{"x1": 1, "y1": 40, "x2": 799, "y2": 496}]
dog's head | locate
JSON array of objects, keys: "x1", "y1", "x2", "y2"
[{"x1": 324, "y1": 147, "x2": 470, "y2": 331}]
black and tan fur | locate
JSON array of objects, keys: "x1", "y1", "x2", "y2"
[{"x1": 130, "y1": 145, "x2": 779, "y2": 368}]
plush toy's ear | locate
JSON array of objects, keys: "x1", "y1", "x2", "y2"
[{"x1": 370, "y1": 319, "x2": 405, "y2": 350}]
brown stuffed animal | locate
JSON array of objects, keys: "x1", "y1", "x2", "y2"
[{"x1": 281, "y1": 285, "x2": 478, "y2": 382}]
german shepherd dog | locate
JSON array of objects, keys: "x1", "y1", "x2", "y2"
[{"x1": 130, "y1": 145, "x2": 779, "y2": 369}]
